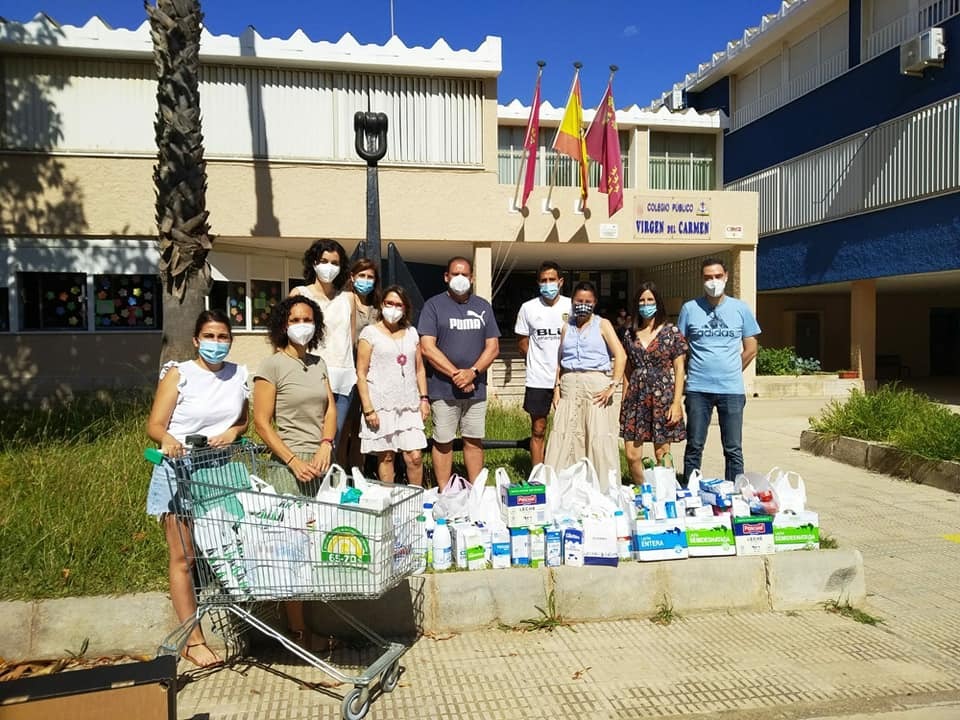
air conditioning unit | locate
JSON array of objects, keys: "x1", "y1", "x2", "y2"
[{"x1": 900, "y1": 27, "x2": 946, "y2": 76}]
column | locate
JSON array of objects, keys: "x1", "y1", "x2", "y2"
[
  {"x1": 850, "y1": 279, "x2": 877, "y2": 389},
  {"x1": 731, "y1": 245, "x2": 758, "y2": 395},
  {"x1": 635, "y1": 127, "x2": 650, "y2": 190},
  {"x1": 473, "y1": 244, "x2": 493, "y2": 301}
]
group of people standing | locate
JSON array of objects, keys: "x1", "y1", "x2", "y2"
[
  {"x1": 515, "y1": 257, "x2": 760, "y2": 491},
  {"x1": 144, "y1": 245, "x2": 759, "y2": 666}
]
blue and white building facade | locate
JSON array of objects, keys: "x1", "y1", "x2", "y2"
[{"x1": 656, "y1": 0, "x2": 960, "y2": 382}]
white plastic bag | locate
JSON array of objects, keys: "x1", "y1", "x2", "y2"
[
  {"x1": 652, "y1": 454, "x2": 680, "y2": 502},
  {"x1": 687, "y1": 468, "x2": 703, "y2": 494},
  {"x1": 528, "y1": 463, "x2": 558, "y2": 523},
  {"x1": 554, "y1": 458, "x2": 600, "y2": 521},
  {"x1": 237, "y1": 473, "x2": 281, "y2": 518},
  {"x1": 435, "y1": 473, "x2": 471, "y2": 521},
  {"x1": 315, "y1": 464, "x2": 351, "y2": 504},
  {"x1": 771, "y1": 471, "x2": 807, "y2": 513}
]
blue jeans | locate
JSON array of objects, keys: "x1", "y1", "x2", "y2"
[
  {"x1": 333, "y1": 389, "x2": 355, "y2": 447},
  {"x1": 683, "y1": 391, "x2": 746, "y2": 484}
]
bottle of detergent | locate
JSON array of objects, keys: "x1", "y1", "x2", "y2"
[{"x1": 432, "y1": 517, "x2": 453, "y2": 571}]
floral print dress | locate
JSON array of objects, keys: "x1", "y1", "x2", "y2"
[{"x1": 619, "y1": 323, "x2": 688, "y2": 443}]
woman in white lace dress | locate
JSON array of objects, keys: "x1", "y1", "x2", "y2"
[{"x1": 355, "y1": 285, "x2": 429, "y2": 485}]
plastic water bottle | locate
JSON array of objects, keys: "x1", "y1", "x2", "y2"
[
  {"x1": 413, "y1": 514, "x2": 427, "y2": 573},
  {"x1": 423, "y1": 502, "x2": 436, "y2": 568},
  {"x1": 615, "y1": 510, "x2": 632, "y2": 561},
  {"x1": 432, "y1": 518, "x2": 453, "y2": 571}
]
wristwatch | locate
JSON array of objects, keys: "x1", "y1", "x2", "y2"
[{"x1": 471, "y1": 366, "x2": 480, "y2": 376}]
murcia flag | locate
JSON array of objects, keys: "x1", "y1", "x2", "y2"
[{"x1": 585, "y1": 80, "x2": 624, "y2": 216}]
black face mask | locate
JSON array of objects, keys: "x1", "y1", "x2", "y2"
[{"x1": 572, "y1": 302, "x2": 594, "y2": 319}]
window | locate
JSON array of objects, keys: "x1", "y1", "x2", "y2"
[
  {"x1": 649, "y1": 133, "x2": 716, "y2": 190},
  {"x1": 250, "y1": 279, "x2": 282, "y2": 328},
  {"x1": 209, "y1": 281, "x2": 247, "y2": 328},
  {"x1": 93, "y1": 274, "x2": 161, "y2": 329},
  {"x1": 0, "y1": 289, "x2": 8, "y2": 331},
  {"x1": 497, "y1": 126, "x2": 631, "y2": 189},
  {"x1": 18, "y1": 272, "x2": 87, "y2": 330}
]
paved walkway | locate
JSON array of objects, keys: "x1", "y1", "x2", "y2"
[{"x1": 176, "y1": 398, "x2": 960, "y2": 720}]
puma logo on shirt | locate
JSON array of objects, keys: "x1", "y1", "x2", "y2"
[{"x1": 449, "y1": 309, "x2": 487, "y2": 330}]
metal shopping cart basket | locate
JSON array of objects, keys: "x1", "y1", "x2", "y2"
[{"x1": 145, "y1": 441, "x2": 423, "y2": 720}]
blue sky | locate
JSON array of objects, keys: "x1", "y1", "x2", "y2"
[{"x1": 2, "y1": 0, "x2": 783, "y2": 108}]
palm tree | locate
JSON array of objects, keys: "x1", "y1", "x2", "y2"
[{"x1": 146, "y1": 0, "x2": 214, "y2": 365}]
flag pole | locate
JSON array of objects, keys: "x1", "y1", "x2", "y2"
[
  {"x1": 547, "y1": 61, "x2": 581, "y2": 212},
  {"x1": 513, "y1": 60, "x2": 545, "y2": 210}
]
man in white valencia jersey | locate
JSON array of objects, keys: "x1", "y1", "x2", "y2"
[{"x1": 514, "y1": 261, "x2": 571, "y2": 466}]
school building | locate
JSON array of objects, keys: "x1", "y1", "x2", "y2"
[
  {"x1": 653, "y1": 0, "x2": 960, "y2": 384},
  {"x1": 1, "y1": 13, "x2": 761, "y2": 399}
]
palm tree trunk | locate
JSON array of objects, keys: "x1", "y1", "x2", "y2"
[{"x1": 147, "y1": 0, "x2": 214, "y2": 366}]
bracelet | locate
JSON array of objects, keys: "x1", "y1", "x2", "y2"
[
  {"x1": 285, "y1": 454, "x2": 296, "y2": 465},
  {"x1": 321, "y1": 437, "x2": 334, "y2": 446},
  {"x1": 419, "y1": 394, "x2": 430, "y2": 400}
]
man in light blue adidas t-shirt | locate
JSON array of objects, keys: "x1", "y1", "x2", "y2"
[{"x1": 677, "y1": 258, "x2": 761, "y2": 484}]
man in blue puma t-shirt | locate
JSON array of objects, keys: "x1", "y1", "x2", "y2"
[{"x1": 677, "y1": 258, "x2": 761, "y2": 484}]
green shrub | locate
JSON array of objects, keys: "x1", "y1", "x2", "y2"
[
  {"x1": 809, "y1": 384, "x2": 960, "y2": 461},
  {"x1": 757, "y1": 346, "x2": 822, "y2": 376}
]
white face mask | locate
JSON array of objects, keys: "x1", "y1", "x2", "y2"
[
  {"x1": 704, "y1": 278, "x2": 726, "y2": 298},
  {"x1": 286, "y1": 323, "x2": 316, "y2": 346},
  {"x1": 448, "y1": 274, "x2": 471, "y2": 295},
  {"x1": 314, "y1": 262, "x2": 340, "y2": 283},
  {"x1": 381, "y1": 306, "x2": 404, "y2": 324}
]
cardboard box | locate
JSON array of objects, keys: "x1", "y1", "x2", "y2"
[
  {"x1": 732, "y1": 515, "x2": 775, "y2": 556},
  {"x1": 685, "y1": 515, "x2": 736, "y2": 557},
  {"x1": 582, "y1": 517, "x2": 618, "y2": 567},
  {"x1": 699, "y1": 478, "x2": 735, "y2": 509},
  {"x1": 634, "y1": 518, "x2": 689, "y2": 561},
  {"x1": 500, "y1": 482, "x2": 548, "y2": 528},
  {"x1": 451, "y1": 522, "x2": 486, "y2": 570},
  {"x1": 773, "y1": 511, "x2": 820, "y2": 551},
  {"x1": 562, "y1": 527, "x2": 584, "y2": 566},
  {"x1": 510, "y1": 527, "x2": 531, "y2": 566}
]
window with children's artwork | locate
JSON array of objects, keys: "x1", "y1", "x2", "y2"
[
  {"x1": 92, "y1": 274, "x2": 162, "y2": 329},
  {"x1": 0, "y1": 288, "x2": 9, "y2": 331},
  {"x1": 250, "y1": 279, "x2": 282, "y2": 328},
  {"x1": 18, "y1": 272, "x2": 87, "y2": 330},
  {"x1": 209, "y1": 281, "x2": 247, "y2": 328}
]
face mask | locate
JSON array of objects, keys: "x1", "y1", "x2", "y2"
[
  {"x1": 448, "y1": 274, "x2": 471, "y2": 295},
  {"x1": 353, "y1": 278, "x2": 375, "y2": 296},
  {"x1": 704, "y1": 279, "x2": 726, "y2": 298},
  {"x1": 381, "y1": 306, "x2": 404, "y2": 324},
  {"x1": 572, "y1": 302, "x2": 594, "y2": 319},
  {"x1": 198, "y1": 340, "x2": 230, "y2": 364},
  {"x1": 539, "y1": 282, "x2": 559, "y2": 300},
  {"x1": 286, "y1": 323, "x2": 315, "y2": 346},
  {"x1": 314, "y1": 262, "x2": 340, "y2": 283},
  {"x1": 638, "y1": 304, "x2": 658, "y2": 319}
]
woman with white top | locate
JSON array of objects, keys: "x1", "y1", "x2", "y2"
[
  {"x1": 289, "y1": 239, "x2": 356, "y2": 451},
  {"x1": 356, "y1": 285, "x2": 429, "y2": 485},
  {"x1": 545, "y1": 281, "x2": 627, "y2": 491},
  {"x1": 146, "y1": 309, "x2": 249, "y2": 668}
]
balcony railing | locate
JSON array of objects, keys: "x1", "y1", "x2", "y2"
[
  {"x1": 864, "y1": 0, "x2": 960, "y2": 62},
  {"x1": 726, "y1": 93, "x2": 960, "y2": 235},
  {"x1": 497, "y1": 147, "x2": 631, "y2": 189},
  {"x1": 649, "y1": 156, "x2": 715, "y2": 191},
  {"x1": 732, "y1": 50, "x2": 848, "y2": 131}
]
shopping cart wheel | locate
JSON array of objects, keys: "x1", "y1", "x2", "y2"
[
  {"x1": 342, "y1": 687, "x2": 371, "y2": 720},
  {"x1": 380, "y1": 660, "x2": 400, "y2": 693}
]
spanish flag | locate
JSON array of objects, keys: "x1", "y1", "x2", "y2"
[{"x1": 552, "y1": 68, "x2": 588, "y2": 207}]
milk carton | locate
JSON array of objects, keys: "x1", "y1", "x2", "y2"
[
  {"x1": 510, "y1": 527, "x2": 531, "y2": 566},
  {"x1": 700, "y1": 478, "x2": 735, "y2": 509},
  {"x1": 491, "y1": 525, "x2": 511, "y2": 569},
  {"x1": 685, "y1": 514, "x2": 736, "y2": 557},
  {"x1": 733, "y1": 515, "x2": 775, "y2": 556},
  {"x1": 500, "y1": 482, "x2": 548, "y2": 528},
  {"x1": 529, "y1": 526, "x2": 546, "y2": 568},
  {"x1": 773, "y1": 511, "x2": 820, "y2": 551},
  {"x1": 545, "y1": 527, "x2": 563, "y2": 567},
  {"x1": 450, "y1": 522, "x2": 486, "y2": 570},
  {"x1": 634, "y1": 518, "x2": 688, "y2": 561},
  {"x1": 562, "y1": 527, "x2": 584, "y2": 566}
]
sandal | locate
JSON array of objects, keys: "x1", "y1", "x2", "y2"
[{"x1": 180, "y1": 642, "x2": 223, "y2": 668}]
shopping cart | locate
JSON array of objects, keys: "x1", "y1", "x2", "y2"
[{"x1": 145, "y1": 441, "x2": 423, "y2": 720}]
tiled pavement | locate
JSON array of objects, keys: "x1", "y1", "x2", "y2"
[{"x1": 177, "y1": 398, "x2": 960, "y2": 720}]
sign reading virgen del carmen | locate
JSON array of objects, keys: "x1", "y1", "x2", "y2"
[{"x1": 634, "y1": 197, "x2": 712, "y2": 240}]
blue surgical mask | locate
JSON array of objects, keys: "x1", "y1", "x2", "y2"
[
  {"x1": 198, "y1": 340, "x2": 230, "y2": 364},
  {"x1": 353, "y1": 278, "x2": 375, "y2": 296},
  {"x1": 539, "y1": 282, "x2": 559, "y2": 300},
  {"x1": 638, "y1": 304, "x2": 657, "y2": 319}
]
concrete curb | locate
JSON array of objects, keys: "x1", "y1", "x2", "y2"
[
  {"x1": 0, "y1": 549, "x2": 865, "y2": 661},
  {"x1": 801, "y1": 430, "x2": 960, "y2": 494}
]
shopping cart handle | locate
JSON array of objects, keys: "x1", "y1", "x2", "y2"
[{"x1": 143, "y1": 447, "x2": 165, "y2": 465}]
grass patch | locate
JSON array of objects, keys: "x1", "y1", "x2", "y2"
[
  {"x1": 650, "y1": 594, "x2": 679, "y2": 625},
  {"x1": 809, "y1": 384, "x2": 960, "y2": 462},
  {"x1": 819, "y1": 533, "x2": 839, "y2": 549},
  {"x1": 823, "y1": 598, "x2": 883, "y2": 625},
  {"x1": 501, "y1": 590, "x2": 571, "y2": 632},
  {"x1": 0, "y1": 391, "x2": 168, "y2": 601}
]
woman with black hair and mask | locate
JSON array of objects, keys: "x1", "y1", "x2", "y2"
[
  {"x1": 290, "y1": 239, "x2": 356, "y2": 450},
  {"x1": 545, "y1": 281, "x2": 627, "y2": 491}
]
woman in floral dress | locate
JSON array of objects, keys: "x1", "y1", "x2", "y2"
[{"x1": 619, "y1": 281, "x2": 688, "y2": 484}]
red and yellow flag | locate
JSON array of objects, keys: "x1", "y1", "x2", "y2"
[
  {"x1": 585, "y1": 79, "x2": 624, "y2": 217},
  {"x1": 552, "y1": 69, "x2": 588, "y2": 207},
  {"x1": 521, "y1": 71, "x2": 542, "y2": 208}
]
